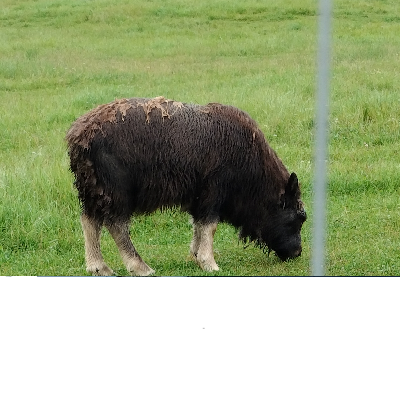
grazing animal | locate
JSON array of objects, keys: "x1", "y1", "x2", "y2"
[{"x1": 66, "y1": 96, "x2": 306, "y2": 276}]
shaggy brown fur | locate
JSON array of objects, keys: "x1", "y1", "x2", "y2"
[{"x1": 66, "y1": 97, "x2": 306, "y2": 275}]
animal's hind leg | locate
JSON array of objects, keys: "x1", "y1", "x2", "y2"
[
  {"x1": 190, "y1": 220, "x2": 219, "y2": 272},
  {"x1": 105, "y1": 220, "x2": 155, "y2": 277},
  {"x1": 81, "y1": 213, "x2": 115, "y2": 276}
]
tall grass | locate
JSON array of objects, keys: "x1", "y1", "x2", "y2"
[{"x1": 0, "y1": 0, "x2": 399, "y2": 275}]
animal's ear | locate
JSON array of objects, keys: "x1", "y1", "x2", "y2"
[
  {"x1": 280, "y1": 173, "x2": 300, "y2": 209},
  {"x1": 285, "y1": 172, "x2": 300, "y2": 198}
]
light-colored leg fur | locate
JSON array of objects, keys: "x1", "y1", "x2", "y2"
[
  {"x1": 190, "y1": 220, "x2": 219, "y2": 272},
  {"x1": 81, "y1": 214, "x2": 114, "y2": 276},
  {"x1": 189, "y1": 220, "x2": 202, "y2": 259},
  {"x1": 105, "y1": 221, "x2": 155, "y2": 277}
]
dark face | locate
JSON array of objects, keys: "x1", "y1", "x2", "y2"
[
  {"x1": 267, "y1": 207, "x2": 307, "y2": 261},
  {"x1": 262, "y1": 173, "x2": 307, "y2": 261}
]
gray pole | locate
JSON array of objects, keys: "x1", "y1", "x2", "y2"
[{"x1": 311, "y1": 0, "x2": 332, "y2": 276}]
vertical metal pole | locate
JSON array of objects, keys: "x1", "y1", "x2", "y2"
[{"x1": 311, "y1": 0, "x2": 332, "y2": 276}]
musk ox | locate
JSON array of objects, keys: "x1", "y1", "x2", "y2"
[{"x1": 66, "y1": 96, "x2": 306, "y2": 276}]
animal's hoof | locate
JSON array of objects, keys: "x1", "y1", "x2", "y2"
[
  {"x1": 202, "y1": 263, "x2": 220, "y2": 272},
  {"x1": 190, "y1": 252, "x2": 219, "y2": 272},
  {"x1": 136, "y1": 267, "x2": 155, "y2": 277},
  {"x1": 198, "y1": 259, "x2": 219, "y2": 272},
  {"x1": 130, "y1": 261, "x2": 155, "y2": 276},
  {"x1": 87, "y1": 263, "x2": 115, "y2": 277}
]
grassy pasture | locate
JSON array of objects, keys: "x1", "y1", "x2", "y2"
[{"x1": 0, "y1": 0, "x2": 399, "y2": 276}]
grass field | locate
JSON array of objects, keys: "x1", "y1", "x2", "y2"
[{"x1": 0, "y1": 0, "x2": 399, "y2": 276}]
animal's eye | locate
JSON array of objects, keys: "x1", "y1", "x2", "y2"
[{"x1": 297, "y1": 209, "x2": 307, "y2": 222}]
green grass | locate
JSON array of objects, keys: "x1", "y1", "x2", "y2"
[{"x1": 1, "y1": 0, "x2": 399, "y2": 276}]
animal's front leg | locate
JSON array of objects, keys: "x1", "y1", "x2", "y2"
[
  {"x1": 191, "y1": 221, "x2": 219, "y2": 272},
  {"x1": 105, "y1": 220, "x2": 155, "y2": 276},
  {"x1": 189, "y1": 217, "x2": 201, "y2": 260}
]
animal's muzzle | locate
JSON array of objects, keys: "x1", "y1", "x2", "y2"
[
  {"x1": 276, "y1": 246, "x2": 302, "y2": 261},
  {"x1": 293, "y1": 247, "x2": 302, "y2": 257}
]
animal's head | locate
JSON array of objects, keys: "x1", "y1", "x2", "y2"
[{"x1": 263, "y1": 172, "x2": 307, "y2": 261}]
